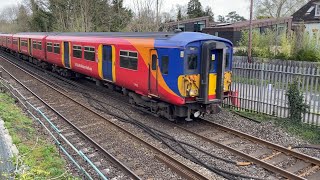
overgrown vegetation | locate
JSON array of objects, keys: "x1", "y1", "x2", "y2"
[
  {"x1": 286, "y1": 81, "x2": 309, "y2": 123},
  {"x1": 236, "y1": 27, "x2": 320, "y2": 62},
  {"x1": 0, "y1": 92, "x2": 74, "y2": 179},
  {"x1": 230, "y1": 81, "x2": 318, "y2": 143}
]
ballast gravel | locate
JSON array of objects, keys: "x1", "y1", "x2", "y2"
[
  {"x1": 8, "y1": 57, "x2": 319, "y2": 179},
  {"x1": 68, "y1": 80, "x2": 320, "y2": 179},
  {"x1": 210, "y1": 110, "x2": 320, "y2": 160}
]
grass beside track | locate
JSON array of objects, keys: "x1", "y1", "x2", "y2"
[
  {"x1": 232, "y1": 109, "x2": 320, "y2": 144},
  {"x1": 0, "y1": 92, "x2": 75, "y2": 179}
]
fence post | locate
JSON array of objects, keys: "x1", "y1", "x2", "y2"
[{"x1": 259, "y1": 63, "x2": 264, "y2": 113}]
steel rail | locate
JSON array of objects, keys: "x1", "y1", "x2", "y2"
[
  {"x1": 202, "y1": 119, "x2": 320, "y2": 166},
  {"x1": 173, "y1": 122, "x2": 306, "y2": 180},
  {"x1": 3, "y1": 51, "x2": 318, "y2": 179},
  {"x1": 0, "y1": 56, "x2": 140, "y2": 180},
  {"x1": 0, "y1": 54, "x2": 209, "y2": 180}
]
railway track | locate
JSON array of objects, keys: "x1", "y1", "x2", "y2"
[
  {"x1": 0, "y1": 54, "x2": 210, "y2": 179},
  {"x1": 174, "y1": 119, "x2": 320, "y2": 180},
  {"x1": 1, "y1": 51, "x2": 320, "y2": 179}
]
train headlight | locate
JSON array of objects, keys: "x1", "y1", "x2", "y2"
[
  {"x1": 194, "y1": 111, "x2": 201, "y2": 118},
  {"x1": 189, "y1": 89, "x2": 198, "y2": 97}
]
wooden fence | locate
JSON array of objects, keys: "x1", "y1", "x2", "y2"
[{"x1": 224, "y1": 61, "x2": 320, "y2": 126}]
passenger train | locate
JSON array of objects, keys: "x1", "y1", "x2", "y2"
[{"x1": 0, "y1": 32, "x2": 233, "y2": 121}]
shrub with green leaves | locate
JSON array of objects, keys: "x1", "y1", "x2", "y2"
[
  {"x1": 236, "y1": 28, "x2": 320, "y2": 62},
  {"x1": 286, "y1": 81, "x2": 309, "y2": 123}
]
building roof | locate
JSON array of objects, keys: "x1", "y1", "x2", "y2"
[
  {"x1": 292, "y1": 0, "x2": 320, "y2": 23},
  {"x1": 204, "y1": 17, "x2": 292, "y2": 31},
  {"x1": 164, "y1": 16, "x2": 210, "y2": 27}
]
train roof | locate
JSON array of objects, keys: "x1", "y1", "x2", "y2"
[
  {"x1": 50, "y1": 32, "x2": 233, "y2": 47},
  {"x1": 15, "y1": 32, "x2": 59, "y2": 35},
  {"x1": 54, "y1": 32, "x2": 175, "y2": 39},
  {"x1": 54, "y1": 32, "x2": 232, "y2": 43},
  {"x1": 8, "y1": 31, "x2": 233, "y2": 47},
  {"x1": 14, "y1": 32, "x2": 58, "y2": 39},
  {"x1": 0, "y1": 34, "x2": 13, "y2": 37},
  {"x1": 167, "y1": 32, "x2": 233, "y2": 46}
]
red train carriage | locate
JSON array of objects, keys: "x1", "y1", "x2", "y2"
[
  {"x1": 13, "y1": 33, "x2": 48, "y2": 62},
  {"x1": 45, "y1": 33, "x2": 187, "y2": 106},
  {"x1": 2, "y1": 32, "x2": 233, "y2": 121},
  {"x1": 45, "y1": 35, "x2": 100, "y2": 77},
  {"x1": 0, "y1": 34, "x2": 13, "y2": 50},
  {"x1": 0, "y1": 34, "x2": 4, "y2": 47},
  {"x1": 45, "y1": 32, "x2": 233, "y2": 120}
]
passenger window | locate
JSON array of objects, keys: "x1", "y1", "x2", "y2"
[
  {"x1": 33, "y1": 41, "x2": 37, "y2": 49},
  {"x1": 84, "y1": 46, "x2": 95, "y2": 61},
  {"x1": 187, "y1": 54, "x2": 198, "y2": 70},
  {"x1": 54, "y1": 43, "x2": 60, "y2": 54},
  {"x1": 38, "y1": 42, "x2": 42, "y2": 50},
  {"x1": 47, "y1": 42, "x2": 52, "y2": 52},
  {"x1": 21, "y1": 40, "x2": 27, "y2": 47},
  {"x1": 73, "y1": 46, "x2": 82, "y2": 58},
  {"x1": 152, "y1": 54, "x2": 157, "y2": 70},
  {"x1": 13, "y1": 39, "x2": 17, "y2": 45},
  {"x1": 119, "y1": 50, "x2": 138, "y2": 70},
  {"x1": 161, "y1": 56, "x2": 169, "y2": 75}
]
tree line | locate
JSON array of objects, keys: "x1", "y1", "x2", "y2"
[{"x1": 0, "y1": 0, "x2": 309, "y2": 33}]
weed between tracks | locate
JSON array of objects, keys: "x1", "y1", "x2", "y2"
[
  {"x1": 232, "y1": 109, "x2": 320, "y2": 144},
  {"x1": 0, "y1": 92, "x2": 75, "y2": 179}
]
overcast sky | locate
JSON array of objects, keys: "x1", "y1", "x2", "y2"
[{"x1": 0, "y1": 0, "x2": 250, "y2": 19}]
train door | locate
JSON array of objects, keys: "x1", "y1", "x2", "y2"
[
  {"x1": 18, "y1": 38, "x2": 20, "y2": 52},
  {"x1": 28, "y1": 38, "x2": 32, "y2": 56},
  {"x1": 64, "y1": 42, "x2": 70, "y2": 68},
  {"x1": 102, "y1": 45, "x2": 113, "y2": 81},
  {"x1": 208, "y1": 49, "x2": 224, "y2": 100},
  {"x1": 199, "y1": 41, "x2": 226, "y2": 103},
  {"x1": 148, "y1": 49, "x2": 158, "y2": 96}
]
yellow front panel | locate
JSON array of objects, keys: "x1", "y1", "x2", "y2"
[
  {"x1": 178, "y1": 72, "x2": 231, "y2": 98},
  {"x1": 178, "y1": 74, "x2": 200, "y2": 97},
  {"x1": 208, "y1": 74, "x2": 217, "y2": 96}
]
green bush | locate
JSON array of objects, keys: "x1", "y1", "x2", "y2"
[
  {"x1": 286, "y1": 81, "x2": 309, "y2": 123},
  {"x1": 295, "y1": 49, "x2": 320, "y2": 62},
  {"x1": 237, "y1": 28, "x2": 320, "y2": 62},
  {"x1": 273, "y1": 52, "x2": 291, "y2": 60},
  {"x1": 238, "y1": 29, "x2": 277, "y2": 58},
  {"x1": 234, "y1": 49, "x2": 247, "y2": 56}
]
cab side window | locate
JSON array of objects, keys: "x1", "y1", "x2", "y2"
[
  {"x1": 161, "y1": 56, "x2": 169, "y2": 75},
  {"x1": 152, "y1": 54, "x2": 157, "y2": 70},
  {"x1": 187, "y1": 54, "x2": 198, "y2": 70}
]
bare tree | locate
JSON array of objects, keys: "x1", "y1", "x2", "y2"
[
  {"x1": 254, "y1": 0, "x2": 308, "y2": 18},
  {"x1": 0, "y1": 3, "x2": 30, "y2": 33},
  {"x1": 125, "y1": 0, "x2": 163, "y2": 32}
]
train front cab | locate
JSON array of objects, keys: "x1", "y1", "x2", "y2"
[{"x1": 178, "y1": 40, "x2": 232, "y2": 120}]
